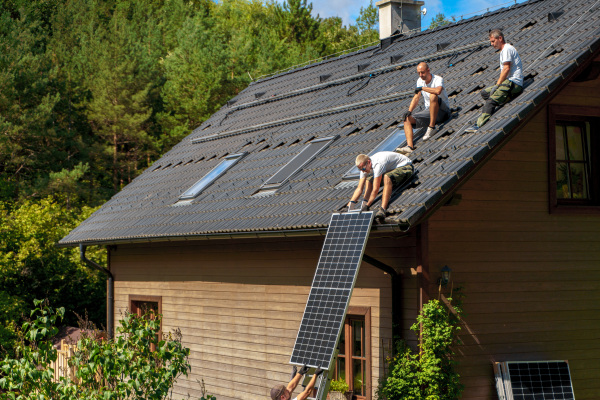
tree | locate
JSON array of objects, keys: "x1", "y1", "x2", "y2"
[
  {"x1": 275, "y1": 0, "x2": 320, "y2": 44},
  {"x1": 0, "y1": 198, "x2": 105, "y2": 356},
  {"x1": 429, "y1": 12, "x2": 455, "y2": 29},
  {"x1": 356, "y1": 0, "x2": 378, "y2": 40}
]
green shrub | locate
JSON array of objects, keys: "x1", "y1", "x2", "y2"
[
  {"x1": 329, "y1": 378, "x2": 349, "y2": 393},
  {"x1": 0, "y1": 299, "x2": 193, "y2": 400},
  {"x1": 377, "y1": 298, "x2": 463, "y2": 400}
]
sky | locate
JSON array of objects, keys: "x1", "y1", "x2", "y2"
[{"x1": 281, "y1": 0, "x2": 529, "y2": 30}]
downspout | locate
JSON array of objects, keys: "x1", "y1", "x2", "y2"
[
  {"x1": 362, "y1": 254, "x2": 402, "y2": 342},
  {"x1": 80, "y1": 244, "x2": 114, "y2": 339}
]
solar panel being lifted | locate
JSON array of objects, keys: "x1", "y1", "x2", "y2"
[{"x1": 290, "y1": 211, "x2": 374, "y2": 369}]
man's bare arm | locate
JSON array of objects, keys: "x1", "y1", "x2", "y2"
[
  {"x1": 496, "y1": 62, "x2": 511, "y2": 85},
  {"x1": 421, "y1": 85, "x2": 443, "y2": 96},
  {"x1": 366, "y1": 175, "x2": 383, "y2": 206}
]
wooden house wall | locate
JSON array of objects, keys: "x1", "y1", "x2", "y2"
[
  {"x1": 109, "y1": 234, "x2": 417, "y2": 400},
  {"x1": 426, "y1": 75, "x2": 600, "y2": 399}
]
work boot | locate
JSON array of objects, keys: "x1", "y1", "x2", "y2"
[
  {"x1": 423, "y1": 126, "x2": 436, "y2": 141},
  {"x1": 374, "y1": 206, "x2": 387, "y2": 220},
  {"x1": 395, "y1": 145, "x2": 414, "y2": 155}
]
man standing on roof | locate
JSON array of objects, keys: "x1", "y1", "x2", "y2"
[
  {"x1": 467, "y1": 29, "x2": 523, "y2": 132},
  {"x1": 347, "y1": 151, "x2": 413, "y2": 220},
  {"x1": 270, "y1": 365, "x2": 323, "y2": 400},
  {"x1": 396, "y1": 62, "x2": 451, "y2": 155}
]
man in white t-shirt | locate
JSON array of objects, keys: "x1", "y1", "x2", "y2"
[
  {"x1": 397, "y1": 62, "x2": 451, "y2": 155},
  {"x1": 270, "y1": 366, "x2": 323, "y2": 400},
  {"x1": 467, "y1": 29, "x2": 523, "y2": 131},
  {"x1": 347, "y1": 151, "x2": 413, "y2": 220}
]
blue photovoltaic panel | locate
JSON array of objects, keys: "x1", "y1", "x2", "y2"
[
  {"x1": 498, "y1": 361, "x2": 575, "y2": 400},
  {"x1": 290, "y1": 211, "x2": 374, "y2": 369}
]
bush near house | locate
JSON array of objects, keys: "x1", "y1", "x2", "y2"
[
  {"x1": 0, "y1": 300, "x2": 193, "y2": 400},
  {"x1": 378, "y1": 297, "x2": 464, "y2": 400}
]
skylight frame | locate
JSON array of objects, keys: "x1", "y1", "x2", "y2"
[
  {"x1": 178, "y1": 152, "x2": 247, "y2": 201},
  {"x1": 258, "y1": 135, "x2": 339, "y2": 191}
]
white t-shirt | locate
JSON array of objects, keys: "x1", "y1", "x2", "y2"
[
  {"x1": 417, "y1": 74, "x2": 450, "y2": 110},
  {"x1": 359, "y1": 151, "x2": 411, "y2": 179},
  {"x1": 500, "y1": 43, "x2": 523, "y2": 87}
]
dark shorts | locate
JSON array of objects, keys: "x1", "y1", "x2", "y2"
[
  {"x1": 412, "y1": 98, "x2": 451, "y2": 128},
  {"x1": 367, "y1": 164, "x2": 414, "y2": 188}
]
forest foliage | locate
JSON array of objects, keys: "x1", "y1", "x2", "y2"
[{"x1": 0, "y1": 0, "x2": 379, "y2": 353}]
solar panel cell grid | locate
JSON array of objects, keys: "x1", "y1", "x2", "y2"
[
  {"x1": 507, "y1": 361, "x2": 575, "y2": 400},
  {"x1": 290, "y1": 212, "x2": 374, "y2": 369}
]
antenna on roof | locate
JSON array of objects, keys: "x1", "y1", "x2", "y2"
[{"x1": 421, "y1": 7, "x2": 427, "y2": 16}]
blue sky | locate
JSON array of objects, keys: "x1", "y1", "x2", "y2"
[{"x1": 280, "y1": 0, "x2": 528, "y2": 30}]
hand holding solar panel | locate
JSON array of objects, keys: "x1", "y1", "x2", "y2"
[{"x1": 298, "y1": 365, "x2": 310, "y2": 375}]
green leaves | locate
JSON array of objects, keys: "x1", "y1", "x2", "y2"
[
  {"x1": 0, "y1": 302, "x2": 193, "y2": 400},
  {"x1": 378, "y1": 299, "x2": 464, "y2": 400}
]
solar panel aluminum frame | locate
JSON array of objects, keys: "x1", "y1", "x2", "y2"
[{"x1": 289, "y1": 211, "x2": 375, "y2": 371}]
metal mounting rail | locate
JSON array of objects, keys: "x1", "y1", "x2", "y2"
[
  {"x1": 226, "y1": 40, "x2": 488, "y2": 113},
  {"x1": 192, "y1": 90, "x2": 414, "y2": 143}
]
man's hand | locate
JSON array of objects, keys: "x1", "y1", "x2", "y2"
[
  {"x1": 299, "y1": 365, "x2": 310, "y2": 375},
  {"x1": 314, "y1": 367, "x2": 324, "y2": 376},
  {"x1": 402, "y1": 111, "x2": 411, "y2": 121},
  {"x1": 415, "y1": 86, "x2": 422, "y2": 94}
]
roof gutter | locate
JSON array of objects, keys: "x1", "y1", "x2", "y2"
[
  {"x1": 80, "y1": 244, "x2": 114, "y2": 339},
  {"x1": 59, "y1": 223, "x2": 407, "y2": 248}
]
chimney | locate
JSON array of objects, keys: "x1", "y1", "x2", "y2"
[{"x1": 376, "y1": 0, "x2": 425, "y2": 39}]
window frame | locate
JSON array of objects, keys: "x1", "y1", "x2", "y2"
[
  {"x1": 548, "y1": 105, "x2": 600, "y2": 214},
  {"x1": 179, "y1": 152, "x2": 247, "y2": 201},
  {"x1": 334, "y1": 306, "x2": 372, "y2": 400}
]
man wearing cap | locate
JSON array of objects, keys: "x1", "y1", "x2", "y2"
[
  {"x1": 467, "y1": 29, "x2": 523, "y2": 131},
  {"x1": 270, "y1": 365, "x2": 323, "y2": 400},
  {"x1": 397, "y1": 62, "x2": 451, "y2": 154},
  {"x1": 347, "y1": 151, "x2": 413, "y2": 220}
]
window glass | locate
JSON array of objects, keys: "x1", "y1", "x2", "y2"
[
  {"x1": 555, "y1": 121, "x2": 592, "y2": 202},
  {"x1": 352, "y1": 359, "x2": 365, "y2": 396},
  {"x1": 179, "y1": 152, "x2": 246, "y2": 200},
  {"x1": 556, "y1": 162, "x2": 570, "y2": 199},
  {"x1": 570, "y1": 163, "x2": 589, "y2": 199},
  {"x1": 566, "y1": 125, "x2": 584, "y2": 160},
  {"x1": 343, "y1": 129, "x2": 406, "y2": 180}
]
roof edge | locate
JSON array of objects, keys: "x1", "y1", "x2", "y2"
[{"x1": 56, "y1": 223, "x2": 409, "y2": 248}]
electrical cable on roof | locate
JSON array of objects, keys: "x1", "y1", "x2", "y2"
[
  {"x1": 347, "y1": 72, "x2": 381, "y2": 96},
  {"x1": 219, "y1": 109, "x2": 236, "y2": 126}
]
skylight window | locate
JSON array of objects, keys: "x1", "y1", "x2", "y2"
[
  {"x1": 179, "y1": 152, "x2": 246, "y2": 201},
  {"x1": 342, "y1": 128, "x2": 406, "y2": 180},
  {"x1": 258, "y1": 135, "x2": 338, "y2": 192}
]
